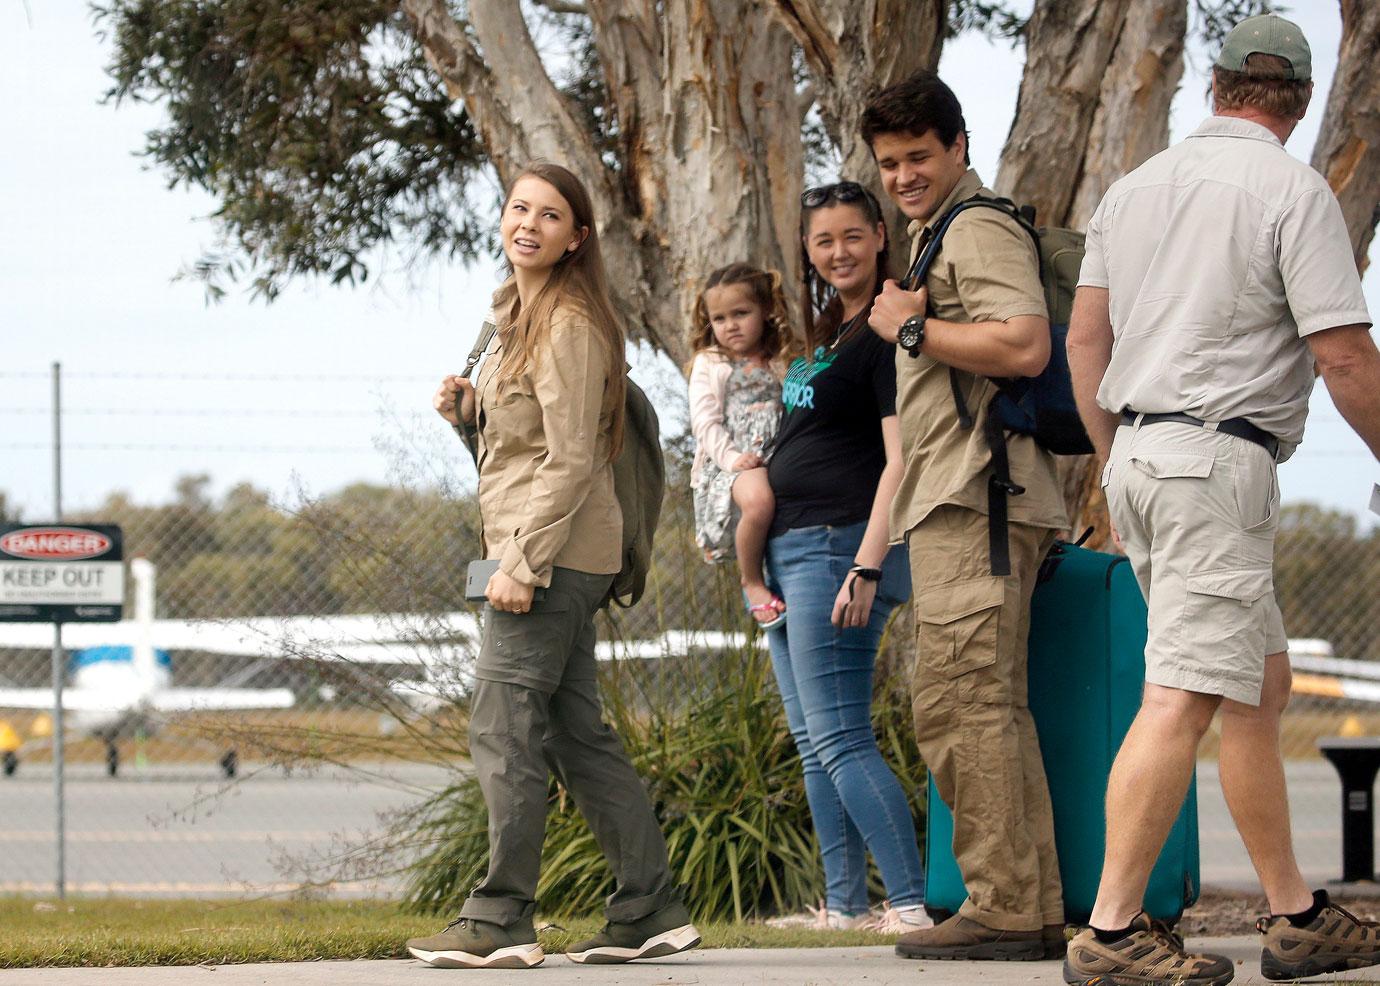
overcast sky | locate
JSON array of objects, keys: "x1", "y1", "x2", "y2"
[{"x1": 2, "y1": 3, "x2": 1375, "y2": 528}]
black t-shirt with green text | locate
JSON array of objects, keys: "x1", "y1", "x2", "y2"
[{"x1": 767, "y1": 329, "x2": 897, "y2": 537}]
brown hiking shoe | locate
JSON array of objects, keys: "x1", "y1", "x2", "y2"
[
  {"x1": 895, "y1": 913, "x2": 1043, "y2": 961},
  {"x1": 1258, "y1": 890, "x2": 1380, "y2": 981},
  {"x1": 1064, "y1": 913, "x2": 1233, "y2": 985},
  {"x1": 1044, "y1": 923, "x2": 1068, "y2": 959}
]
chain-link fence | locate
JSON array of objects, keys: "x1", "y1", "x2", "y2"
[{"x1": 1, "y1": 376, "x2": 1377, "y2": 903}]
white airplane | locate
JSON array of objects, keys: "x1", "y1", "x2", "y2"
[{"x1": 0, "y1": 559, "x2": 295, "y2": 778}]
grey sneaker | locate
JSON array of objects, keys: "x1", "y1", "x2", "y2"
[
  {"x1": 1258, "y1": 891, "x2": 1380, "y2": 980},
  {"x1": 566, "y1": 899, "x2": 701, "y2": 964},
  {"x1": 1064, "y1": 913, "x2": 1233, "y2": 985},
  {"x1": 406, "y1": 915, "x2": 544, "y2": 969}
]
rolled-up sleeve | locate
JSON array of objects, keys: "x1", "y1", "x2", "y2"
[
  {"x1": 689, "y1": 353, "x2": 743, "y2": 473},
  {"x1": 496, "y1": 314, "x2": 609, "y2": 586}
]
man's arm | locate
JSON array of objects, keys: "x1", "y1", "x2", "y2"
[
  {"x1": 1067, "y1": 286, "x2": 1119, "y2": 463},
  {"x1": 869, "y1": 280, "x2": 1050, "y2": 378},
  {"x1": 1308, "y1": 324, "x2": 1380, "y2": 461}
]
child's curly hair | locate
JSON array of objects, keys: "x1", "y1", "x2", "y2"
[{"x1": 688, "y1": 262, "x2": 794, "y2": 367}]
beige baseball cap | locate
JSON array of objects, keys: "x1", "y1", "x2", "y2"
[{"x1": 1216, "y1": 13, "x2": 1311, "y2": 81}]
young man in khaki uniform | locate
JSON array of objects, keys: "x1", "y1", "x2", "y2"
[
  {"x1": 863, "y1": 70, "x2": 1067, "y2": 961},
  {"x1": 1066, "y1": 15, "x2": 1380, "y2": 985}
]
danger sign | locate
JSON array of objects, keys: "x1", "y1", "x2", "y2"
[{"x1": 0, "y1": 524, "x2": 123, "y2": 623}]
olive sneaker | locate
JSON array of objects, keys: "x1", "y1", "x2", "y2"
[
  {"x1": 565, "y1": 899, "x2": 701, "y2": 964},
  {"x1": 895, "y1": 913, "x2": 1044, "y2": 961},
  {"x1": 1064, "y1": 913, "x2": 1233, "y2": 985},
  {"x1": 406, "y1": 915, "x2": 544, "y2": 969},
  {"x1": 1258, "y1": 890, "x2": 1380, "y2": 980}
]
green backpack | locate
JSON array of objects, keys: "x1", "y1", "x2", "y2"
[{"x1": 457, "y1": 319, "x2": 664, "y2": 609}]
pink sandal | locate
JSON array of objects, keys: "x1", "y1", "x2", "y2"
[{"x1": 745, "y1": 594, "x2": 787, "y2": 631}]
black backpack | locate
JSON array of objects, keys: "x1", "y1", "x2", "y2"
[{"x1": 903, "y1": 196, "x2": 1093, "y2": 576}]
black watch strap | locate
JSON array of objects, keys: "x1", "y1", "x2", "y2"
[{"x1": 849, "y1": 565, "x2": 883, "y2": 582}]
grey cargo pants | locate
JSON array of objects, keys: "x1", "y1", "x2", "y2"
[{"x1": 458, "y1": 566, "x2": 677, "y2": 926}]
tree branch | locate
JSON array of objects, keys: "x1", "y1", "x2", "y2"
[
  {"x1": 1310, "y1": 0, "x2": 1380, "y2": 272},
  {"x1": 399, "y1": 0, "x2": 606, "y2": 191}
]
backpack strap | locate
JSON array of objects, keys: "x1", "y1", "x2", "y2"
[
  {"x1": 983, "y1": 396, "x2": 1026, "y2": 577},
  {"x1": 462, "y1": 318, "x2": 498, "y2": 380},
  {"x1": 905, "y1": 196, "x2": 1040, "y2": 579},
  {"x1": 452, "y1": 316, "x2": 498, "y2": 458}
]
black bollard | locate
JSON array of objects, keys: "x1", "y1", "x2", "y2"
[{"x1": 1318, "y1": 738, "x2": 1380, "y2": 883}]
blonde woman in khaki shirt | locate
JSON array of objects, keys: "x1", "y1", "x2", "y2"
[{"x1": 409, "y1": 163, "x2": 698, "y2": 969}]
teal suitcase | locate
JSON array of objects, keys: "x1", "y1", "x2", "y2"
[{"x1": 923, "y1": 542, "x2": 1200, "y2": 925}]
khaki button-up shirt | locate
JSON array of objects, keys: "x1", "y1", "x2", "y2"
[
  {"x1": 891, "y1": 169, "x2": 1069, "y2": 541},
  {"x1": 473, "y1": 295, "x2": 622, "y2": 587},
  {"x1": 1079, "y1": 116, "x2": 1371, "y2": 461}
]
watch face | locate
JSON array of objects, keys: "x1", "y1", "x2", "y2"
[{"x1": 898, "y1": 318, "x2": 921, "y2": 349}]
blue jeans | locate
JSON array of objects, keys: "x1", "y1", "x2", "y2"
[{"x1": 765, "y1": 520, "x2": 924, "y2": 913}]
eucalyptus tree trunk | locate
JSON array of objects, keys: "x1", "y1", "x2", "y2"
[
  {"x1": 994, "y1": 0, "x2": 1134, "y2": 227},
  {"x1": 1310, "y1": 0, "x2": 1380, "y2": 271},
  {"x1": 995, "y1": 0, "x2": 1188, "y2": 547},
  {"x1": 1069, "y1": 0, "x2": 1186, "y2": 229},
  {"x1": 770, "y1": 1, "x2": 946, "y2": 259},
  {"x1": 402, "y1": 0, "x2": 802, "y2": 366},
  {"x1": 401, "y1": 0, "x2": 944, "y2": 368}
]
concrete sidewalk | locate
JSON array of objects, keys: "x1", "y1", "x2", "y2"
[{"x1": 8, "y1": 937, "x2": 1380, "y2": 986}]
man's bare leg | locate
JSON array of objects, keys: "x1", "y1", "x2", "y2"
[
  {"x1": 1088, "y1": 684, "x2": 1220, "y2": 930},
  {"x1": 1218, "y1": 651, "x2": 1312, "y2": 914}
]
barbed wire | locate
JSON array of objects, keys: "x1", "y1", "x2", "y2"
[
  {"x1": 0, "y1": 371, "x2": 435, "y2": 383},
  {"x1": 0, "y1": 408, "x2": 426, "y2": 419},
  {"x1": 0, "y1": 443, "x2": 379, "y2": 454}
]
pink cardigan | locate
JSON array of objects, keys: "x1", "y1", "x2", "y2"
[
  {"x1": 688, "y1": 350, "x2": 785, "y2": 485},
  {"x1": 688, "y1": 351, "x2": 741, "y2": 486}
]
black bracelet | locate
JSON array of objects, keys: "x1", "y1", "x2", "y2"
[{"x1": 849, "y1": 565, "x2": 883, "y2": 582}]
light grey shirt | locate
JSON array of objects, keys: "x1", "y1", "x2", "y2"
[{"x1": 1078, "y1": 115, "x2": 1371, "y2": 460}]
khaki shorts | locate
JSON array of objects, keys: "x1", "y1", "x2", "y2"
[{"x1": 1104, "y1": 419, "x2": 1287, "y2": 706}]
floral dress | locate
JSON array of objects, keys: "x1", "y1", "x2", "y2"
[{"x1": 693, "y1": 359, "x2": 783, "y2": 562}]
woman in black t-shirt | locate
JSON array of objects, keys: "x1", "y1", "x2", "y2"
[{"x1": 762, "y1": 183, "x2": 927, "y2": 931}]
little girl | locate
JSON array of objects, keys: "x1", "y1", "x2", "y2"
[{"x1": 688, "y1": 262, "x2": 792, "y2": 628}]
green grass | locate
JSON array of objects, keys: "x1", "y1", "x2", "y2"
[{"x1": 0, "y1": 897, "x2": 894, "y2": 968}]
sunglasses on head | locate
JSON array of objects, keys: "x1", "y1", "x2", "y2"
[{"x1": 801, "y1": 181, "x2": 869, "y2": 210}]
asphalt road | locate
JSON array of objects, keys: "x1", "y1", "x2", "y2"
[
  {"x1": 0, "y1": 760, "x2": 1356, "y2": 897},
  {"x1": 0, "y1": 763, "x2": 454, "y2": 896}
]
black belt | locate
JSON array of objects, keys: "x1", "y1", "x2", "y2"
[{"x1": 1121, "y1": 410, "x2": 1279, "y2": 459}]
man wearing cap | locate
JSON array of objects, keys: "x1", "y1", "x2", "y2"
[{"x1": 1065, "y1": 13, "x2": 1380, "y2": 986}]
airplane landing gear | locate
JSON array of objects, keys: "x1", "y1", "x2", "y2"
[
  {"x1": 2, "y1": 752, "x2": 16, "y2": 777},
  {"x1": 220, "y1": 749, "x2": 238, "y2": 778},
  {"x1": 105, "y1": 741, "x2": 119, "y2": 777}
]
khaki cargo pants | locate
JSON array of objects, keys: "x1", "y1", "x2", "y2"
[
  {"x1": 907, "y1": 505, "x2": 1063, "y2": 932},
  {"x1": 459, "y1": 567, "x2": 677, "y2": 926}
]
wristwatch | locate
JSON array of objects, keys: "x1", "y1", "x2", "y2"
[
  {"x1": 897, "y1": 314, "x2": 926, "y2": 357},
  {"x1": 845, "y1": 565, "x2": 882, "y2": 604},
  {"x1": 848, "y1": 565, "x2": 883, "y2": 582}
]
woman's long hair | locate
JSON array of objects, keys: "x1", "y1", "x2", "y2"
[
  {"x1": 800, "y1": 187, "x2": 892, "y2": 355},
  {"x1": 493, "y1": 162, "x2": 626, "y2": 459},
  {"x1": 686, "y1": 262, "x2": 793, "y2": 370}
]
